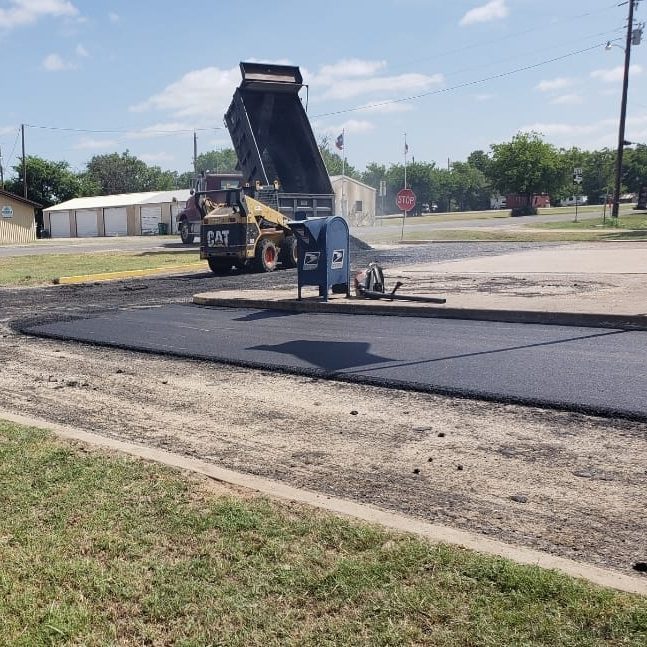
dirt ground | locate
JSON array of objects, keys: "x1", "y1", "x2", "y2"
[
  {"x1": 0, "y1": 242, "x2": 645, "y2": 579},
  {"x1": 1, "y1": 320, "x2": 645, "y2": 576}
]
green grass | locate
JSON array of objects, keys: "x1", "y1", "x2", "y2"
[
  {"x1": 532, "y1": 214, "x2": 647, "y2": 231},
  {"x1": 0, "y1": 251, "x2": 203, "y2": 286},
  {"x1": 367, "y1": 229, "x2": 647, "y2": 244},
  {"x1": 1, "y1": 421, "x2": 646, "y2": 646}
]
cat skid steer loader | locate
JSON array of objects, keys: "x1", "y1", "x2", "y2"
[{"x1": 199, "y1": 61, "x2": 334, "y2": 273}]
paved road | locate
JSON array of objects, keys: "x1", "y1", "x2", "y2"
[
  {"x1": 0, "y1": 236, "x2": 191, "y2": 257},
  {"x1": 25, "y1": 305, "x2": 647, "y2": 420}
]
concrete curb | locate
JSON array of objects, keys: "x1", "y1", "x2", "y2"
[
  {"x1": 1, "y1": 408, "x2": 645, "y2": 596},
  {"x1": 192, "y1": 294, "x2": 647, "y2": 331},
  {"x1": 58, "y1": 262, "x2": 207, "y2": 284}
]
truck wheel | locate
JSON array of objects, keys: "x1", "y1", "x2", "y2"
[
  {"x1": 179, "y1": 220, "x2": 195, "y2": 245},
  {"x1": 280, "y1": 235, "x2": 298, "y2": 268},
  {"x1": 254, "y1": 238, "x2": 278, "y2": 272},
  {"x1": 207, "y1": 258, "x2": 233, "y2": 274}
]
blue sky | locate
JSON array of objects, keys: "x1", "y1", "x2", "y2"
[{"x1": 1, "y1": 0, "x2": 646, "y2": 177}]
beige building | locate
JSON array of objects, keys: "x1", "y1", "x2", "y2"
[
  {"x1": 0, "y1": 189, "x2": 40, "y2": 244},
  {"x1": 43, "y1": 190, "x2": 191, "y2": 238},
  {"x1": 330, "y1": 176, "x2": 376, "y2": 226}
]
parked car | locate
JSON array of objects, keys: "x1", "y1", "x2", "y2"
[{"x1": 560, "y1": 195, "x2": 588, "y2": 207}]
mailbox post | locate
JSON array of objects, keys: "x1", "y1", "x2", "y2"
[{"x1": 288, "y1": 216, "x2": 351, "y2": 301}]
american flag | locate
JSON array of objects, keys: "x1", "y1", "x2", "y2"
[{"x1": 335, "y1": 132, "x2": 344, "y2": 150}]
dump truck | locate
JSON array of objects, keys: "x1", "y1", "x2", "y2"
[{"x1": 198, "y1": 62, "x2": 335, "y2": 273}]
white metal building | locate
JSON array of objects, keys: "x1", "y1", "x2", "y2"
[
  {"x1": 43, "y1": 190, "x2": 191, "y2": 238},
  {"x1": 330, "y1": 176, "x2": 376, "y2": 226}
]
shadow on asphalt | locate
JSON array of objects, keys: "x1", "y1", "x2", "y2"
[{"x1": 248, "y1": 339, "x2": 393, "y2": 371}]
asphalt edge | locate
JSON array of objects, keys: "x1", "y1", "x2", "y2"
[
  {"x1": 58, "y1": 262, "x2": 207, "y2": 285},
  {"x1": 192, "y1": 294, "x2": 647, "y2": 331},
  {"x1": 1, "y1": 408, "x2": 645, "y2": 597}
]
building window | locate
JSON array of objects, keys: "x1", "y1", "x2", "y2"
[{"x1": 354, "y1": 200, "x2": 363, "y2": 213}]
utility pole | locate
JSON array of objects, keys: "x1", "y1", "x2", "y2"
[
  {"x1": 193, "y1": 130, "x2": 198, "y2": 175},
  {"x1": 21, "y1": 124, "x2": 27, "y2": 198},
  {"x1": 612, "y1": 0, "x2": 638, "y2": 220}
]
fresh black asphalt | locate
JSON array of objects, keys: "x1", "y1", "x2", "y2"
[{"x1": 25, "y1": 304, "x2": 647, "y2": 420}]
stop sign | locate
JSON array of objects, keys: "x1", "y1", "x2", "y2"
[{"x1": 396, "y1": 188, "x2": 416, "y2": 212}]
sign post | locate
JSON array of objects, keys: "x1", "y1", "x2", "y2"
[
  {"x1": 573, "y1": 167, "x2": 583, "y2": 223},
  {"x1": 397, "y1": 188, "x2": 416, "y2": 240},
  {"x1": 379, "y1": 180, "x2": 386, "y2": 225}
]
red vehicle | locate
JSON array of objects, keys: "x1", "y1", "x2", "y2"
[
  {"x1": 506, "y1": 194, "x2": 551, "y2": 209},
  {"x1": 176, "y1": 172, "x2": 242, "y2": 244}
]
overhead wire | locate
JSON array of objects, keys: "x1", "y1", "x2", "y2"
[{"x1": 312, "y1": 40, "x2": 623, "y2": 119}]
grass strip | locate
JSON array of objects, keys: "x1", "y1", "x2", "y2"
[
  {"x1": 367, "y1": 229, "x2": 647, "y2": 244},
  {"x1": 532, "y1": 215, "x2": 647, "y2": 231},
  {"x1": 1, "y1": 421, "x2": 645, "y2": 646},
  {"x1": 0, "y1": 251, "x2": 202, "y2": 286}
]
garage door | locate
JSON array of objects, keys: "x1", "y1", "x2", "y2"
[
  {"x1": 140, "y1": 205, "x2": 162, "y2": 235},
  {"x1": 170, "y1": 202, "x2": 186, "y2": 234},
  {"x1": 75, "y1": 210, "x2": 99, "y2": 237},
  {"x1": 49, "y1": 211, "x2": 70, "y2": 238},
  {"x1": 104, "y1": 207, "x2": 128, "y2": 237}
]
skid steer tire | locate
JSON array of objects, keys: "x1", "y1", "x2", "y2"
[
  {"x1": 207, "y1": 257, "x2": 233, "y2": 275},
  {"x1": 254, "y1": 238, "x2": 279, "y2": 273},
  {"x1": 280, "y1": 235, "x2": 298, "y2": 269}
]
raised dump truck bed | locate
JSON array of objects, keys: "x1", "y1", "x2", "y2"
[{"x1": 225, "y1": 62, "x2": 334, "y2": 209}]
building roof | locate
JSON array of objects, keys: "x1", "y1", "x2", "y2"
[
  {"x1": 0, "y1": 188, "x2": 42, "y2": 208},
  {"x1": 43, "y1": 189, "x2": 192, "y2": 212},
  {"x1": 329, "y1": 176, "x2": 377, "y2": 192}
]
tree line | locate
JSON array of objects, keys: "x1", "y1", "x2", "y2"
[{"x1": 3, "y1": 133, "x2": 646, "y2": 211}]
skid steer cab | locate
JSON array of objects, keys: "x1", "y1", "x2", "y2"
[{"x1": 198, "y1": 187, "x2": 298, "y2": 274}]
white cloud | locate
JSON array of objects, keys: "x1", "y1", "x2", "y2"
[
  {"x1": 320, "y1": 72, "x2": 443, "y2": 101},
  {"x1": 550, "y1": 93, "x2": 583, "y2": 106},
  {"x1": 42, "y1": 53, "x2": 75, "y2": 71},
  {"x1": 75, "y1": 43, "x2": 88, "y2": 57},
  {"x1": 309, "y1": 59, "x2": 387, "y2": 86},
  {"x1": 460, "y1": 0, "x2": 508, "y2": 26},
  {"x1": 130, "y1": 65, "x2": 240, "y2": 118},
  {"x1": 317, "y1": 119, "x2": 376, "y2": 138},
  {"x1": 355, "y1": 100, "x2": 414, "y2": 114},
  {"x1": 536, "y1": 77, "x2": 572, "y2": 93},
  {"x1": 0, "y1": 0, "x2": 78, "y2": 30},
  {"x1": 591, "y1": 65, "x2": 643, "y2": 83},
  {"x1": 126, "y1": 122, "x2": 197, "y2": 139},
  {"x1": 139, "y1": 152, "x2": 175, "y2": 164},
  {"x1": 74, "y1": 137, "x2": 118, "y2": 150},
  {"x1": 108, "y1": 11, "x2": 119, "y2": 23},
  {"x1": 0, "y1": 125, "x2": 17, "y2": 136}
]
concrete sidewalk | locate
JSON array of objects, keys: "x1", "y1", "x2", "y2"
[{"x1": 194, "y1": 242, "x2": 647, "y2": 329}]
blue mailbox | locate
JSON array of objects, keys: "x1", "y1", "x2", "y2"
[{"x1": 288, "y1": 216, "x2": 351, "y2": 301}]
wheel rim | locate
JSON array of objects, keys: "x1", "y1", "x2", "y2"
[{"x1": 264, "y1": 246, "x2": 276, "y2": 265}]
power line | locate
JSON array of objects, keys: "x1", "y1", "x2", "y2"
[
  {"x1": 313, "y1": 41, "x2": 616, "y2": 119},
  {"x1": 5, "y1": 128, "x2": 21, "y2": 169},
  {"x1": 23, "y1": 124, "x2": 223, "y2": 135},
  {"x1": 388, "y1": 2, "x2": 621, "y2": 72}
]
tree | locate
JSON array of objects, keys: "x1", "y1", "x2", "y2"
[
  {"x1": 489, "y1": 132, "x2": 563, "y2": 203},
  {"x1": 466, "y1": 149, "x2": 492, "y2": 177},
  {"x1": 195, "y1": 149, "x2": 238, "y2": 174},
  {"x1": 83, "y1": 151, "x2": 177, "y2": 195},
  {"x1": 318, "y1": 137, "x2": 359, "y2": 179},
  {"x1": 623, "y1": 144, "x2": 647, "y2": 194},
  {"x1": 450, "y1": 161, "x2": 489, "y2": 211},
  {"x1": 361, "y1": 162, "x2": 387, "y2": 190},
  {"x1": 5, "y1": 156, "x2": 81, "y2": 208}
]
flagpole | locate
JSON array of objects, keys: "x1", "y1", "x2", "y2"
[
  {"x1": 401, "y1": 132, "x2": 407, "y2": 240},
  {"x1": 341, "y1": 128, "x2": 346, "y2": 219}
]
